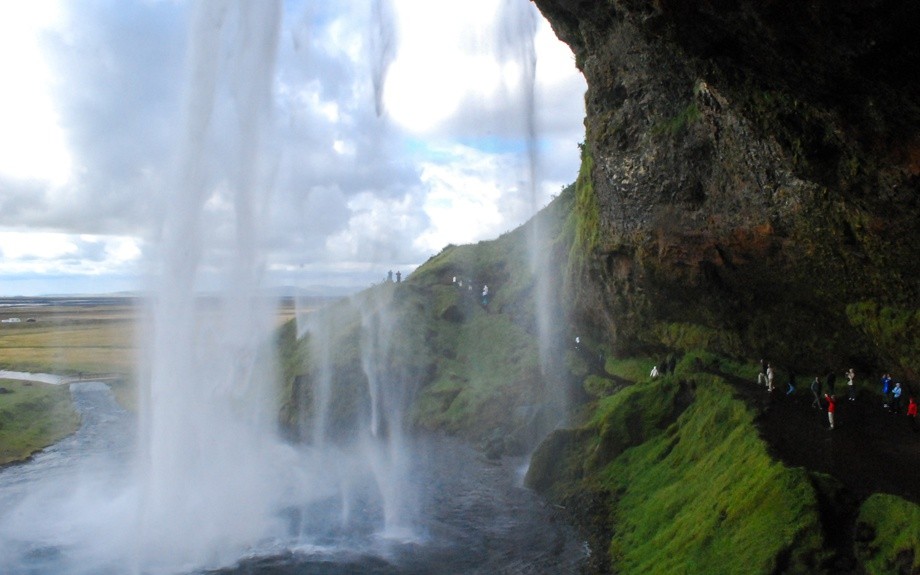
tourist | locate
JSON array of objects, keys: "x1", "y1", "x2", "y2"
[
  {"x1": 881, "y1": 373, "x2": 892, "y2": 409},
  {"x1": 891, "y1": 381, "x2": 903, "y2": 414},
  {"x1": 482, "y1": 284, "x2": 489, "y2": 306},
  {"x1": 650, "y1": 365, "x2": 660, "y2": 379},
  {"x1": 908, "y1": 397, "x2": 918, "y2": 431},
  {"x1": 758, "y1": 359, "x2": 768, "y2": 386},
  {"x1": 810, "y1": 377, "x2": 823, "y2": 409},
  {"x1": 766, "y1": 363, "x2": 775, "y2": 392},
  {"x1": 846, "y1": 368, "x2": 856, "y2": 401},
  {"x1": 825, "y1": 394, "x2": 837, "y2": 430},
  {"x1": 395, "y1": 270, "x2": 401, "y2": 283}
]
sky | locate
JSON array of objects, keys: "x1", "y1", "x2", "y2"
[{"x1": 0, "y1": 0, "x2": 586, "y2": 297}]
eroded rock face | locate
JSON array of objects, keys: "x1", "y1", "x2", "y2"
[{"x1": 534, "y1": 0, "x2": 920, "y2": 372}]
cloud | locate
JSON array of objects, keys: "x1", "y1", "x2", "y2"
[{"x1": 0, "y1": 0, "x2": 586, "y2": 295}]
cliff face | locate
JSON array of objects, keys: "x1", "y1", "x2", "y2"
[{"x1": 534, "y1": 0, "x2": 920, "y2": 374}]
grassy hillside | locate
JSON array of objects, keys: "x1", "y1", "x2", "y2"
[{"x1": 278, "y1": 185, "x2": 575, "y2": 455}]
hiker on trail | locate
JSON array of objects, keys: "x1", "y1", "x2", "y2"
[
  {"x1": 826, "y1": 371, "x2": 837, "y2": 395},
  {"x1": 786, "y1": 370, "x2": 796, "y2": 396},
  {"x1": 395, "y1": 270, "x2": 401, "y2": 283},
  {"x1": 758, "y1": 359, "x2": 768, "y2": 386},
  {"x1": 825, "y1": 394, "x2": 837, "y2": 430},
  {"x1": 810, "y1": 377, "x2": 823, "y2": 409},
  {"x1": 891, "y1": 382, "x2": 903, "y2": 413},
  {"x1": 387, "y1": 270, "x2": 393, "y2": 283},
  {"x1": 766, "y1": 364, "x2": 775, "y2": 392},
  {"x1": 482, "y1": 284, "x2": 489, "y2": 306},
  {"x1": 650, "y1": 365, "x2": 660, "y2": 379},
  {"x1": 881, "y1": 373, "x2": 893, "y2": 409},
  {"x1": 908, "y1": 397, "x2": 918, "y2": 431},
  {"x1": 846, "y1": 368, "x2": 857, "y2": 401}
]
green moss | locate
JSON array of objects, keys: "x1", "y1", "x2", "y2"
[
  {"x1": 569, "y1": 144, "x2": 599, "y2": 264},
  {"x1": 846, "y1": 301, "x2": 920, "y2": 375},
  {"x1": 413, "y1": 311, "x2": 539, "y2": 438},
  {"x1": 584, "y1": 374, "x2": 621, "y2": 398},
  {"x1": 651, "y1": 101, "x2": 701, "y2": 136},
  {"x1": 527, "y1": 365, "x2": 826, "y2": 574},
  {"x1": 0, "y1": 380, "x2": 80, "y2": 465},
  {"x1": 602, "y1": 379, "x2": 823, "y2": 574},
  {"x1": 602, "y1": 356, "x2": 656, "y2": 382},
  {"x1": 856, "y1": 493, "x2": 920, "y2": 574},
  {"x1": 652, "y1": 322, "x2": 743, "y2": 358}
]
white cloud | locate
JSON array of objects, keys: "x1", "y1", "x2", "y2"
[
  {"x1": 0, "y1": 0, "x2": 586, "y2": 295},
  {"x1": 0, "y1": 230, "x2": 142, "y2": 276},
  {"x1": 0, "y1": 1, "x2": 72, "y2": 185}
]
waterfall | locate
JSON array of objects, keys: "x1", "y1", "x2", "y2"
[
  {"x1": 498, "y1": 0, "x2": 566, "y2": 423},
  {"x1": 135, "y1": 1, "x2": 285, "y2": 570}
]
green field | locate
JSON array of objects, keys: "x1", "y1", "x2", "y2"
[{"x1": 0, "y1": 379, "x2": 80, "y2": 465}]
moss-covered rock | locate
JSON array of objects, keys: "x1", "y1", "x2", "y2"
[{"x1": 534, "y1": 0, "x2": 920, "y2": 376}]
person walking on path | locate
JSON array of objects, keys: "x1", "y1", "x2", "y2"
[
  {"x1": 826, "y1": 394, "x2": 837, "y2": 429},
  {"x1": 758, "y1": 359, "x2": 768, "y2": 387},
  {"x1": 810, "y1": 377, "x2": 823, "y2": 409},
  {"x1": 908, "y1": 397, "x2": 918, "y2": 431},
  {"x1": 891, "y1": 381, "x2": 903, "y2": 413},
  {"x1": 846, "y1": 368, "x2": 857, "y2": 401},
  {"x1": 767, "y1": 364, "x2": 775, "y2": 393},
  {"x1": 881, "y1": 373, "x2": 893, "y2": 409}
]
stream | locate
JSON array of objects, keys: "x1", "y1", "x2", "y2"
[{"x1": 0, "y1": 382, "x2": 587, "y2": 574}]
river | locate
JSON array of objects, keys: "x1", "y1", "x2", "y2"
[{"x1": 0, "y1": 382, "x2": 586, "y2": 574}]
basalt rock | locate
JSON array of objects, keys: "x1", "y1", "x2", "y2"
[{"x1": 533, "y1": 0, "x2": 920, "y2": 374}]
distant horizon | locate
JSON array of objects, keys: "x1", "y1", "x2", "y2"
[{"x1": 0, "y1": 283, "x2": 366, "y2": 300}]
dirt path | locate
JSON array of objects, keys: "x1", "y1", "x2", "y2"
[{"x1": 718, "y1": 369, "x2": 920, "y2": 504}]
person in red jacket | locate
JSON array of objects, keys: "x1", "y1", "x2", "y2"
[
  {"x1": 825, "y1": 394, "x2": 837, "y2": 430},
  {"x1": 908, "y1": 397, "x2": 918, "y2": 432}
]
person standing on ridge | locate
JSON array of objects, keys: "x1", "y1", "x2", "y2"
[
  {"x1": 846, "y1": 368, "x2": 857, "y2": 401},
  {"x1": 907, "y1": 397, "x2": 918, "y2": 431},
  {"x1": 482, "y1": 284, "x2": 489, "y2": 306},
  {"x1": 825, "y1": 394, "x2": 837, "y2": 429},
  {"x1": 766, "y1": 363, "x2": 775, "y2": 393}
]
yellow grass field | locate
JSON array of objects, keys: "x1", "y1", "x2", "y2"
[{"x1": 0, "y1": 304, "x2": 138, "y2": 375}]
